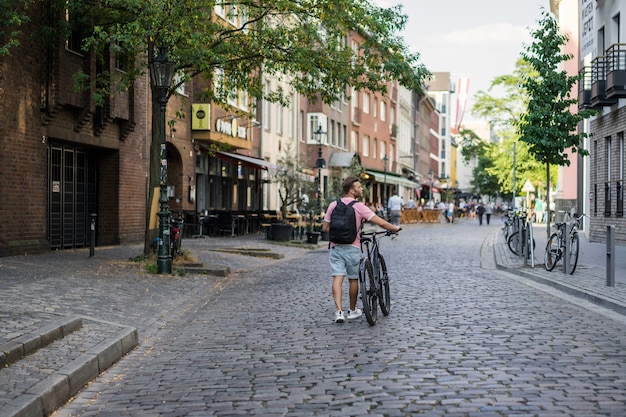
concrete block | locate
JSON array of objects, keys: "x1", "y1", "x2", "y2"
[
  {"x1": 27, "y1": 374, "x2": 70, "y2": 416},
  {"x1": 57, "y1": 354, "x2": 99, "y2": 397},
  {"x1": 1, "y1": 393, "x2": 43, "y2": 417}
]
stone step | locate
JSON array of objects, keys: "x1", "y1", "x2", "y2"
[{"x1": 0, "y1": 317, "x2": 137, "y2": 417}]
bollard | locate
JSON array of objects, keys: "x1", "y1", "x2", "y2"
[
  {"x1": 563, "y1": 222, "x2": 570, "y2": 274},
  {"x1": 607, "y1": 225, "x2": 615, "y2": 287},
  {"x1": 89, "y1": 213, "x2": 97, "y2": 257}
]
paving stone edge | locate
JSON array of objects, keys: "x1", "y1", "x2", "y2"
[{"x1": 1, "y1": 320, "x2": 138, "y2": 417}]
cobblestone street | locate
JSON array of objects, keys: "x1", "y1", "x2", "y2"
[{"x1": 39, "y1": 221, "x2": 626, "y2": 417}]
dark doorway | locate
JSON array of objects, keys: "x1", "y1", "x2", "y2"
[{"x1": 48, "y1": 143, "x2": 98, "y2": 249}]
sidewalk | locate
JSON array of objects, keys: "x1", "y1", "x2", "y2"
[{"x1": 490, "y1": 223, "x2": 626, "y2": 316}]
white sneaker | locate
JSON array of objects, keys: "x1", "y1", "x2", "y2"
[
  {"x1": 334, "y1": 310, "x2": 345, "y2": 323},
  {"x1": 347, "y1": 308, "x2": 362, "y2": 320}
]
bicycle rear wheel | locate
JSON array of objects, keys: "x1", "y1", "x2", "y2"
[
  {"x1": 544, "y1": 233, "x2": 559, "y2": 271},
  {"x1": 507, "y1": 231, "x2": 520, "y2": 256},
  {"x1": 567, "y1": 232, "x2": 579, "y2": 274},
  {"x1": 378, "y1": 255, "x2": 390, "y2": 316},
  {"x1": 359, "y1": 258, "x2": 377, "y2": 325}
]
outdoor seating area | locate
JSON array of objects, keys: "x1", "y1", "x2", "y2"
[
  {"x1": 179, "y1": 210, "x2": 321, "y2": 241},
  {"x1": 400, "y1": 208, "x2": 442, "y2": 224}
]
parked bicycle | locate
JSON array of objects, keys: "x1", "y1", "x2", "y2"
[
  {"x1": 544, "y1": 212, "x2": 585, "y2": 274},
  {"x1": 359, "y1": 228, "x2": 399, "y2": 325},
  {"x1": 507, "y1": 210, "x2": 535, "y2": 260},
  {"x1": 502, "y1": 209, "x2": 515, "y2": 240},
  {"x1": 151, "y1": 215, "x2": 184, "y2": 258}
]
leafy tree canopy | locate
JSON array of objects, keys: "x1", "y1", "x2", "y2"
[
  {"x1": 0, "y1": 0, "x2": 31, "y2": 56},
  {"x1": 469, "y1": 58, "x2": 550, "y2": 199},
  {"x1": 9, "y1": 0, "x2": 431, "y2": 107},
  {"x1": 516, "y1": 10, "x2": 596, "y2": 167}
]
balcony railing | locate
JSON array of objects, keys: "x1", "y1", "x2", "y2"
[
  {"x1": 578, "y1": 66, "x2": 593, "y2": 110},
  {"x1": 591, "y1": 56, "x2": 617, "y2": 107},
  {"x1": 606, "y1": 43, "x2": 626, "y2": 98}
]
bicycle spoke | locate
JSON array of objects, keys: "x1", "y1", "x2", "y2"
[{"x1": 359, "y1": 259, "x2": 377, "y2": 325}]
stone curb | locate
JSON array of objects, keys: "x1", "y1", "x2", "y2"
[
  {"x1": 0, "y1": 316, "x2": 83, "y2": 369},
  {"x1": 1, "y1": 321, "x2": 138, "y2": 417},
  {"x1": 491, "y1": 230, "x2": 626, "y2": 317}
]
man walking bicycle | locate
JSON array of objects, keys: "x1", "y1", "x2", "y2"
[{"x1": 323, "y1": 176, "x2": 400, "y2": 323}]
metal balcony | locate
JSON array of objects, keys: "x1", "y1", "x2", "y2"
[
  {"x1": 590, "y1": 56, "x2": 617, "y2": 107},
  {"x1": 606, "y1": 43, "x2": 626, "y2": 98}
]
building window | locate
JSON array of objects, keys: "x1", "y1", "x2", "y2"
[
  {"x1": 363, "y1": 93, "x2": 370, "y2": 114},
  {"x1": 605, "y1": 136, "x2": 612, "y2": 216},
  {"x1": 618, "y1": 132, "x2": 624, "y2": 217},
  {"x1": 380, "y1": 101, "x2": 386, "y2": 122},
  {"x1": 65, "y1": 8, "x2": 83, "y2": 54},
  {"x1": 373, "y1": 138, "x2": 377, "y2": 159},
  {"x1": 363, "y1": 135, "x2": 370, "y2": 157},
  {"x1": 263, "y1": 80, "x2": 270, "y2": 130},
  {"x1": 351, "y1": 131, "x2": 358, "y2": 153},
  {"x1": 288, "y1": 94, "x2": 295, "y2": 139},
  {"x1": 594, "y1": 139, "x2": 598, "y2": 215},
  {"x1": 380, "y1": 141, "x2": 386, "y2": 160}
]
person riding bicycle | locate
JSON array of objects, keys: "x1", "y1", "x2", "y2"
[{"x1": 323, "y1": 176, "x2": 400, "y2": 324}]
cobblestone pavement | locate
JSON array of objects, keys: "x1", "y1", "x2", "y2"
[{"x1": 12, "y1": 220, "x2": 618, "y2": 417}]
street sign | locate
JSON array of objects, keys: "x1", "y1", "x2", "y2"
[{"x1": 522, "y1": 179, "x2": 534, "y2": 192}]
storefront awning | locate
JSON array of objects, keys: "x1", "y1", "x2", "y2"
[
  {"x1": 364, "y1": 170, "x2": 418, "y2": 189},
  {"x1": 216, "y1": 151, "x2": 276, "y2": 170},
  {"x1": 329, "y1": 152, "x2": 357, "y2": 168}
]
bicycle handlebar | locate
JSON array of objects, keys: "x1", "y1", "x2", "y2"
[{"x1": 360, "y1": 228, "x2": 401, "y2": 237}]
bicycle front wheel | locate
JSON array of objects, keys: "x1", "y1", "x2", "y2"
[
  {"x1": 507, "y1": 231, "x2": 520, "y2": 256},
  {"x1": 544, "y1": 233, "x2": 559, "y2": 271},
  {"x1": 378, "y1": 254, "x2": 390, "y2": 316},
  {"x1": 359, "y1": 258, "x2": 378, "y2": 325},
  {"x1": 567, "y1": 232, "x2": 579, "y2": 274}
]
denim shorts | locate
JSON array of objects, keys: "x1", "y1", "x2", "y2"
[{"x1": 329, "y1": 245, "x2": 362, "y2": 279}]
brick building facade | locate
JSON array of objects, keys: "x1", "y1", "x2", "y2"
[{"x1": 0, "y1": 3, "x2": 155, "y2": 255}]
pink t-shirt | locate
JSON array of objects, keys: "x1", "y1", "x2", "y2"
[{"x1": 324, "y1": 197, "x2": 376, "y2": 248}]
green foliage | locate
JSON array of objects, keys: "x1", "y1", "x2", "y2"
[
  {"x1": 58, "y1": 0, "x2": 429, "y2": 108},
  {"x1": 517, "y1": 10, "x2": 596, "y2": 167},
  {"x1": 273, "y1": 143, "x2": 315, "y2": 221},
  {"x1": 0, "y1": 0, "x2": 31, "y2": 55},
  {"x1": 470, "y1": 56, "x2": 556, "y2": 199}
]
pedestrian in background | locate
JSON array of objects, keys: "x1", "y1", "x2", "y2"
[
  {"x1": 323, "y1": 176, "x2": 400, "y2": 324},
  {"x1": 387, "y1": 192, "x2": 403, "y2": 231},
  {"x1": 485, "y1": 201, "x2": 493, "y2": 225},
  {"x1": 447, "y1": 201, "x2": 455, "y2": 223},
  {"x1": 476, "y1": 202, "x2": 485, "y2": 225}
]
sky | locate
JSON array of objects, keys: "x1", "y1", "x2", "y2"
[{"x1": 374, "y1": 0, "x2": 548, "y2": 122}]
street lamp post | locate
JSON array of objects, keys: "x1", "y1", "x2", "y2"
[
  {"x1": 149, "y1": 46, "x2": 177, "y2": 274},
  {"x1": 382, "y1": 154, "x2": 389, "y2": 208},
  {"x1": 428, "y1": 169, "x2": 433, "y2": 205},
  {"x1": 314, "y1": 125, "x2": 326, "y2": 215}
]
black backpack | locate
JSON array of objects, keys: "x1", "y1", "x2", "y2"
[{"x1": 329, "y1": 199, "x2": 358, "y2": 244}]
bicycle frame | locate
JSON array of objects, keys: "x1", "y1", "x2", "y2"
[{"x1": 359, "y1": 229, "x2": 395, "y2": 325}]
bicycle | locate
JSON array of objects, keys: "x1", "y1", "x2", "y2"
[
  {"x1": 502, "y1": 209, "x2": 515, "y2": 240},
  {"x1": 544, "y1": 213, "x2": 585, "y2": 274},
  {"x1": 507, "y1": 210, "x2": 535, "y2": 259},
  {"x1": 359, "y1": 229, "x2": 399, "y2": 326}
]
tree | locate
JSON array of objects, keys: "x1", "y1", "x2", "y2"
[
  {"x1": 273, "y1": 143, "x2": 315, "y2": 223},
  {"x1": 457, "y1": 128, "x2": 500, "y2": 198},
  {"x1": 0, "y1": 0, "x2": 31, "y2": 56},
  {"x1": 517, "y1": 10, "x2": 596, "y2": 236},
  {"x1": 470, "y1": 59, "x2": 549, "y2": 203}
]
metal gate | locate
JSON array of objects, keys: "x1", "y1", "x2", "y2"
[{"x1": 48, "y1": 144, "x2": 98, "y2": 249}]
